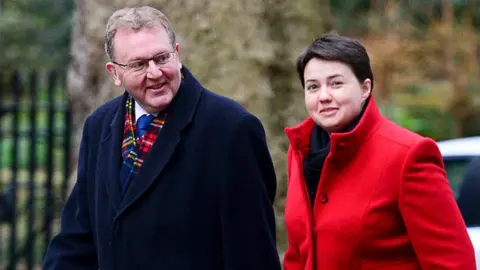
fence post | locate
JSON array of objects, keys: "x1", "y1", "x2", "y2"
[
  {"x1": 7, "y1": 70, "x2": 21, "y2": 270},
  {"x1": 43, "y1": 71, "x2": 56, "y2": 260},
  {"x1": 0, "y1": 70, "x2": 4, "y2": 266},
  {"x1": 61, "y1": 74, "x2": 71, "y2": 203},
  {"x1": 26, "y1": 70, "x2": 38, "y2": 270}
]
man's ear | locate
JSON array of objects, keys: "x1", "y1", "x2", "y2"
[
  {"x1": 106, "y1": 63, "x2": 122, "y2": 87},
  {"x1": 175, "y1": 43, "x2": 182, "y2": 69},
  {"x1": 361, "y1": 78, "x2": 372, "y2": 100}
]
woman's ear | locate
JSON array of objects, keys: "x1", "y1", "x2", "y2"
[{"x1": 361, "y1": 78, "x2": 372, "y2": 100}]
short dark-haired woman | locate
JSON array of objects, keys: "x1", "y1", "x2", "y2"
[{"x1": 283, "y1": 33, "x2": 476, "y2": 270}]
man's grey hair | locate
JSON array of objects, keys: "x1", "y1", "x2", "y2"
[{"x1": 104, "y1": 6, "x2": 176, "y2": 61}]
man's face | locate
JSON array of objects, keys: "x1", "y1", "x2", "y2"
[{"x1": 106, "y1": 25, "x2": 182, "y2": 114}]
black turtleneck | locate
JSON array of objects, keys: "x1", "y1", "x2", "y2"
[{"x1": 303, "y1": 99, "x2": 369, "y2": 207}]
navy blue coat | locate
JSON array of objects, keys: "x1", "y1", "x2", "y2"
[
  {"x1": 43, "y1": 67, "x2": 281, "y2": 270},
  {"x1": 457, "y1": 157, "x2": 480, "y2": 226}
]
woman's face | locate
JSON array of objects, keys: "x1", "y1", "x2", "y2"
[{"x1": 303, "y1": 58, "x2": 371, "y2": 133}]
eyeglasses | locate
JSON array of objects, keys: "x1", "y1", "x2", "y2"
[{"x1": 113, "y1": 50, "x2": 176, "y2": 73}]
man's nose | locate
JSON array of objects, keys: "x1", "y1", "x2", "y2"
[{"x1": 146, "y1": 60, "x2": 163, "y2": 78}]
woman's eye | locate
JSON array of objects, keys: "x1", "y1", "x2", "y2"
[
  {"x1": 306, "y1": 84, "x2": 318, "y2": 91},
  {"x1": 332, "y1": 81, "x2": 343, "y2": 87}
]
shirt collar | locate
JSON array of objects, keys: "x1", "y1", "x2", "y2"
[{"x1": 134, "y1": 100, "x2": 158, "y2": 122}]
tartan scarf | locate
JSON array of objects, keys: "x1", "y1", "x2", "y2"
[{"x1": 120, "y1": 95, "x2": 167, "y2": 192}]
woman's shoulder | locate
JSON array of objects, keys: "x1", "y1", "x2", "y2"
[
  {"x1": 373, "y1": 117, "x2": 430, "y2": 151},
  {"x1": 367, "y1": 118, "x2": 442, "y2": 176}
]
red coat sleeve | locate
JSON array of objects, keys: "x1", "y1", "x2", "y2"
[{"x1": 399, "y1": 138, "x2": 476, "y2": 269}]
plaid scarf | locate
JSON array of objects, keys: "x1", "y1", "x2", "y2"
[{"x1": 120, "y1": 95, "x2": 167, "y2": 193}]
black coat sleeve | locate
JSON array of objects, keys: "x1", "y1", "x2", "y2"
[
  {"x1": 43, "y1": 117, "x2": 98, "y2": 270},
  {"x1": 457, "y1": 157, "x2": 480, "y2": 226},
  {"x1": 219, "y1": 113, "x2": 281, "y2": 270}
]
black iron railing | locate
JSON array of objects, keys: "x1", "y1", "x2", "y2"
[{"x1": 0, "y1": 70, "x2": 72, "y2": 270}]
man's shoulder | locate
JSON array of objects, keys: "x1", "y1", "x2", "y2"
[
  {"x1": 85, "y1": 94, "x2": 124, "y2": 126},
  {"x1": 199, "y1": 89, "x2": 252, "y2": 122},
  {"x1": 90, "y1": 94, "x2": 124, "y2": 117}
]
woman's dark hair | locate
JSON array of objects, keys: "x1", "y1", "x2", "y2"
[{"x1": 296, "y1": 33, "x2": 374, "y2": 90}]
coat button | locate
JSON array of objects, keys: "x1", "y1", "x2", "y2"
[
  {"x1": 336, "y1": 142, "x2": 346, "y2": 150},
  {"x1": 320, "y1": 192, "x2": 328, "y2": 204}
]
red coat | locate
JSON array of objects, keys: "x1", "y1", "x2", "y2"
[{"x1": 283, "y1": 98, "x2": 476, "y2": 270}]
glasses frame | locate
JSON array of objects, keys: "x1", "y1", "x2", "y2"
[{"x1": 112, "y1": 50, "x2": 176, "y2": 72}]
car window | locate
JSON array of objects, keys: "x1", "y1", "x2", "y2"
[{"x1": 443, "y1": 157, "x2": 474, "y2": 198}]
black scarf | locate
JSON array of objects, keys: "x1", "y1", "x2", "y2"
[{"x1": 303, "y1": 99, "x2": 369, "y2": 207}]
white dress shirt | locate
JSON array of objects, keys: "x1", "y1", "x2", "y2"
[{"x1": 135, "y1": 101, "x2": 158, "y2": 122}]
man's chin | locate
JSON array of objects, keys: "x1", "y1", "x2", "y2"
[{"x1": 147, "y1": 99, "x2": 172, "y2": 113}]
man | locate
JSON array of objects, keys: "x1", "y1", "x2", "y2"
[
  {"x1": 43, "y1": 6, "x2": 281, "y2": 270},
  {"x1": 457, "y1": 157, "x2": 480, "y2": 226}
]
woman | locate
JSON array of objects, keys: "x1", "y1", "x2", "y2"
[{"x1": 283, "y1": 33, "x2": 476, "y2": 270}]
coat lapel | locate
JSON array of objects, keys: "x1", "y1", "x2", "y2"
[
  {"x1": 99, "y1": 93, "x2": 128, "y2": 213},
  {"x1": 117, "y1": 66, "x2": 203, "y2": 216}
]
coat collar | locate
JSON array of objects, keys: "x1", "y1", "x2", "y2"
[
  {"x1": 100, "y1": 65, "x2": 202, "y2": 215},
  {"x1": 285, "y1": 97, "x2": 384, "y2": 156}
]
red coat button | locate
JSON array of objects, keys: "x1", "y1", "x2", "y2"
[
  {"x1": 337, "y1": 142, "x2": 346, "y2": 150},
  {"x1": 320, "y1": 192, "x2": 328, "y2": 204}
]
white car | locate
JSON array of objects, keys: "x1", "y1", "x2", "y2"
[{"x1": 437, "y1": 136, "x2": 480, "y2": 268}]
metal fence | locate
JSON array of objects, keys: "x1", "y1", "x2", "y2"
[{"x1": 0, "y1": 70, "x2": 72, "y2": 269}]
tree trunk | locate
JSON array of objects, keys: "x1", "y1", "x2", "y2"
[{"x1": 442, "y1": 0, "x2": 472, "y2": 138}]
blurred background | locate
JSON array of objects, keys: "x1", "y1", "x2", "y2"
[{"x1": 1, "y1": 0, "x2": 480, "y2": 269}]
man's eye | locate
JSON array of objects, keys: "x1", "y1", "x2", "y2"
[
  {"x1": 155, "y1": 54, "x2": 170, "y2": 63},
  {"x1": 129, "y1": 62, "x2": 144, "y2": 69}
]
